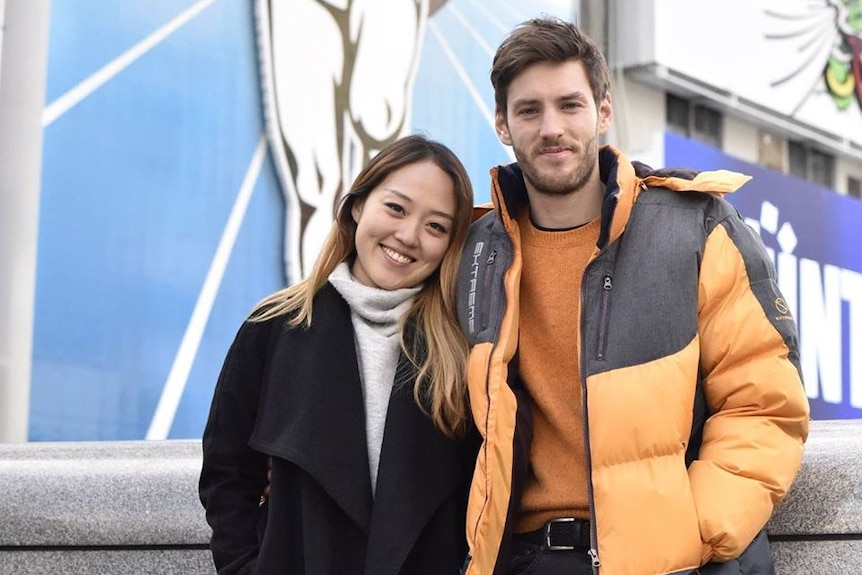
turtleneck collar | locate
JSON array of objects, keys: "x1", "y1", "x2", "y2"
[{"x1": 328, "y1": 262, "x2": 422, "y2": 337}]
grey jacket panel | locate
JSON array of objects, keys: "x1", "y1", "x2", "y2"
[
  {"x1": 582, "y1": 187, "x2": 718, "y2": 376},
  {"x1": 456, "y1": 210, "x2": 513, "y2": 346},
  {"x1": 456, "y1": 187, "x2": 745, "y2": 377},
  {"x1": 717, "y1": 213, "x2": 803, "y2": 376}
]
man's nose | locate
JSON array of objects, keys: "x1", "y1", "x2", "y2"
[{"x1": 539, "y1": 110, "x2": 564, "y2": 139}]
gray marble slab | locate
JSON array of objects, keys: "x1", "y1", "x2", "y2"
[
  {"x1": 768, "y1": 419, "x2": 862, "y2": 535},
  {"x1": 772, "y1": 540, "x2": 861, "y2": 575},
  {"x1": 0, "y1": 549, "x2": 215, "y2": 575},
  {"x1": 0, "y1": 440, "x2": 209, "y2": 546},
  {"x1": 0, "y1": 420, "x2": 859, "y2": 575}
]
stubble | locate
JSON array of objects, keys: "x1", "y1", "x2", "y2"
[{"x1": 514, "y1": 133, "x2": 599, "y2": 198}]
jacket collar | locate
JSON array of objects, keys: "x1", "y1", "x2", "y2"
[
  {"x1": 364, "y1": 353, "x2": 465, "y2": 575},
  {"x1": 488, "y1": 145, "x2": 640, "y2": 250},
  {"x1": 251, "y1": 283, "x2": 374, "y2": 530},
  {"x1": 487, "y1": 145, "x2": 751, "y2": 250},
  {"x1": 251, "y1": 285, "x2": 465, "y2": 572}
]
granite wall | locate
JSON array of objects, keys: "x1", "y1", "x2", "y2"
[{"x1": 0, "y1": 420, "x2": 859, "y2": 574}]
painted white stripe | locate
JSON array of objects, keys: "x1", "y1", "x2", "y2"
[
  {"x1": 448, "y1": 3, "x2": 495, "y2": 57},
  {"x1": 491, "y1": 0, "x2": 527, "y2": 26},
  {"x1": 427, "y1": 21, "x2": 515, "y2": 161},
  {"x1": 42, "y1": 0, "x2": 216, "y2": 127},
  {"x1": 464, "y1": 0, "x2": 510, "y2": 34},
  {"x1": 146, "y1": 136, "x2": 267, "y2": 440}
]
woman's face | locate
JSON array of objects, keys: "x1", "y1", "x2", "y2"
[{"x1": 350, "y1": 160, "x2": 457, "y2": 290}]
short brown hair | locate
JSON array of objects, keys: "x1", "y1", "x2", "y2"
[{"x1": 491, "y1": 17, "x2": 610, "y2": 114}]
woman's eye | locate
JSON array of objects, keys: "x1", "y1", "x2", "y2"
[
  {"x1": 428, "y1": 222, "x2": 449, "y2": 234},
  {"x1": 385, "y1": 202, "x2": 405, "y2": 214}
]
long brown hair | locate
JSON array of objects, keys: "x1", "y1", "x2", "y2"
[
  {"x1": 251, "y1": 135, "x2": 474, "y2": 437},
  {"x1": 491, "y1": 16, "x2": 610, "y2": 113}
]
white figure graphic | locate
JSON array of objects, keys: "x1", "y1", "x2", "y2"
[{"x1": 256, "y1": 0, "x2": 449, "y2": 282}]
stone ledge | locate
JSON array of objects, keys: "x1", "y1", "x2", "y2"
[
  {"x1": 0, "y1": 440, "x2": 208, "y2": 546},
  {"x1": 0, "y1": 549, "x2": 213, "y2": 575},
  {"x1": 0, "y1": 419, "x2": 859, "y2": 575},
  {"x1": 767, "y1": 419, "x2": 862, "y2": 536}
]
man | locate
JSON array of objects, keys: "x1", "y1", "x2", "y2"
[{"x1": 456, "y1": 17, "x2": 810, "y2": 575}]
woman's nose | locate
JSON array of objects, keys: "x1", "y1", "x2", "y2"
[{"x1": 394, "y1": 218, "x2": 421, "y2": 247}]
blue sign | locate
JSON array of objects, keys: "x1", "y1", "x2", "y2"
[
  {"x1": 31, "y1": 0, "x2": 567, "y2": 440},
  {"x1": 666, "y1": 132, "x2": 862, "y2": 420}
]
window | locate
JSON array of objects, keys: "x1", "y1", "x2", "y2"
[
  {"x1": 692, "y1": 106, "x2": 722, "y2": 148},
  {"x1": 758, "y1": 132, "x2": 785, "y2": 171},
  {"x1": 787, "y1": 141, "x2": 835, "y2": 188},
  {"x1": 849, "y1": 176, "x2": 861, "y2": 199},
  {"x1": 809, "y1": 149, "x2": 835, "y2": 188},
  {"x1": 667, "y1": 94, "x2": 690, "y2": 135},
  {"x1": 665, "y1": 93, "x2": 723, "y2": 148}
]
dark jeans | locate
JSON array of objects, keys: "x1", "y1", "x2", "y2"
[
  {"x1": 509, "y1": 539, "x2": 594, "y2": 575},
  {"x1": 508, "y1": 541, "x2": 751, "y2": 575}
]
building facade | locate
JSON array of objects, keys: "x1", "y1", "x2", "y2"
[{"x1": 1, "y1": 0, "x2": 859, "y2": 441}]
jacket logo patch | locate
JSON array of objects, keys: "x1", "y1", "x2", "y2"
[
  {"x1": 774, "y1": 297, "x2": 794, "y2": 322},
  {"x1": 467, "y1": 241, "x2": 484, "y2": 334}
]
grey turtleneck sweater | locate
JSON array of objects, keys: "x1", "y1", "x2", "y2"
[{"x1": 328, "y1": 262, "x2": 421, "y2": 495}]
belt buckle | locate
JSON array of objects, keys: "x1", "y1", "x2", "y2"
[{"x1": 544, "y1": 517, "x2": 576, "y2": 551}]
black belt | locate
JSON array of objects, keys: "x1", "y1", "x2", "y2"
[{"x1": 514, "y1": 518, "x2": 591, "y2": 550}]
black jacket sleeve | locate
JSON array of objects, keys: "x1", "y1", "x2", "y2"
[{"x1": 199, "y1": 318, "x2": 272, "y2": 574}]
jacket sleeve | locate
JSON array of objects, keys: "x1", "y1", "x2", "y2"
[
  {"x1": 690, "y1": 211, "x2": 810, "y2": 563},
  {"x1": 199, "y1": 319, "x2": 271, "y2": 574}
]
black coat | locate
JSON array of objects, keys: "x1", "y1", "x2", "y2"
[{"x1": 200, "y1": 284, "x2": 479, "y2": 575}]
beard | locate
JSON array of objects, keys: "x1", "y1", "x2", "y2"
[{"x1": 513, "y1": 133, "x2": 599, "y2": 197}]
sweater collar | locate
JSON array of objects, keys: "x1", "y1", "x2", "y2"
[
  {"x1": 328, "y1": 262, "x2": 421, "y2": 337},
  {"x1": 489, "y1": 144, "x2": 639, "y2": 250}
]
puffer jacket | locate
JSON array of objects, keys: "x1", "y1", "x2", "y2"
[{"x1": 455, "y1": 145, "x2": 810, "y2": 575}]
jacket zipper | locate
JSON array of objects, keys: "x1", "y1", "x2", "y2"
[
  {"x1": 478, "y1": 251, "x2": 497, "y2": 332},
  {"x1": 471, "y1": 347, "x2": 493, "y2": 546},
  {"x1": 581, "y1": 264, "x2": 601, "y2": 574},
  {"x1": 471, "y1": 249, "x2": 501, "y2": 551},
  {"x1": 595, "y1": 274, "x2": 613, "y2": 360}
]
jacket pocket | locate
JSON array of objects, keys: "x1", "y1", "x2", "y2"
[
  {"x1": 477, "y1": 250, "x2": 497, "y2": 334},
  {"x1": 595, "y1": 273, "x2": 613, "y2": 360},
  {"x1": 668, "y1": 562, "x2": 740, "y2": 575},
  {"x1": 695, "y1": 559, "x2": 742, "y2": 575},
  {"x1": 256, "y1": 498, "x2": 268, "y2": 543},
  {"x1": 735, "y1": 530, "x2": 775, "y2": 575},
  {"x1": 673, "y1": 529, "x2": 774, "y2": 575}
]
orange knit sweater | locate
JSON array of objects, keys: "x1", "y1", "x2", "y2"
[{"x1": 515, "y1": 209, "x2": 600, "y2": 532}]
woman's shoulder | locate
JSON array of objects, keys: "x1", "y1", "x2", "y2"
[
  {"x1": 242, "y1": 282, "x2": 346, "y2": 339},
  {"x1": 228, "y1": 314, "x2": 281, "y2": 359}
]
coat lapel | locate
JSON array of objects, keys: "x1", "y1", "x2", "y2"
[
  {"x1": 249, "y1": 284, "x2": 373, "y2": 532},
  {"x1": 364, "y1": 353, "x2": 464, "y2": 575}
]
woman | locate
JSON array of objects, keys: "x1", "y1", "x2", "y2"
[{"x1": 199, "y1": 135, "x2": 478, "y2": 575}]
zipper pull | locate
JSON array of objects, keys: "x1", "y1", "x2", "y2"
[
  {"x1": 487, "y1": 250, "x2": 497, "y2": 265},
  {"x1": 588, "y1": 548, "x2": 601, "y2": 568},
  {"x1": 602, "y1": 274, "x2": 612, "y2": 290}
]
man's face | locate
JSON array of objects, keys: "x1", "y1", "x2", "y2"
[{"x1": 495, "y1": 59, "x2": 612, "y2": 198}]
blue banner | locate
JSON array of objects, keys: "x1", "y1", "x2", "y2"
[{"x1": 666, "y1": 132, "x2": 862, "y2": 420}]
